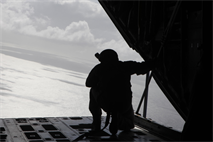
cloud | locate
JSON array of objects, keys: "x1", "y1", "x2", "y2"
[
  {"x1": 1, "y1": 0, "x2": 142, "y2": 61},
  {"x1": 98, "y1": 39, "x2": 129, "y2": 54},
  {"x1": 98, "y1": 39, "x2": 142, "y2": 61},
  {"x1": 1, "y1": 1, "x2": 102, "y2": 45},
  {"x1": 0, "y1": 1, "x2": 50, "y2": 31},
  {"x1": 1, "y1": 1, "x2": 34, "y2": 30},
  {"x1": 35, "y1": 16, "x2": 50, "y2": 26},
  {"x1": 19, "y1": 21, "x2": 100, "y2": 44},
  {"x1": 50, "y1": 0, "x2": 77, "y2": 5},
  {"x1": 77, "y1": 0, "x2": 104, "y2": 18},
  {"x1": 51, "y1": 0, "x2": 104, "y2": 17}
]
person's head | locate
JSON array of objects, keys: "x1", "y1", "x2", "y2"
[{"x1": 95, "y1": 49, "x2": 119, "y2": 63}]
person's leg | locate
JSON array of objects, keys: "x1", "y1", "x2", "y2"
[
  {"x1": 109, "y1": 108, "x2": 134, "y2": 134},
  {"x1": 109, "y1": 112, "x2": 118, "y2": 135},
  {"x1": 117, "y1": 105, "x2": 134, "y2": 131},
  {"x1": 89, "y1": 89, "x2": 102, "y2": 131}
]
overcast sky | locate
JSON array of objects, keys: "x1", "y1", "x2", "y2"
[{"x1": 1, "y1": 0, "x2": 143, "y2": 65}]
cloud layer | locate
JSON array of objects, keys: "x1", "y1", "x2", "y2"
[
  {"x1": 1, "y1": 0, "x2": 142, "y2": 61},
  {"x1": 1, "y1": 0, "x2": 101, "y2": 44}
]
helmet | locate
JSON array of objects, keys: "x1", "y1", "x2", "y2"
[{"x1": 99, "y1": 49, "x2": 119, "y2": 63}]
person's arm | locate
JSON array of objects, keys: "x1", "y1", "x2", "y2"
[
  {"x1": 134, "y1": 61, "x2": 151, "y2": 75},
  {"x1": 126, "y1": 60, "x2": 155, "y2": 75}
]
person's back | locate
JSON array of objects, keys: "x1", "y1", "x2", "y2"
[{"x1": 96, "y1": 61, "x2": 132, "y2": 113}]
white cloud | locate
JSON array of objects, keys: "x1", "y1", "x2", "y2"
[
  {"x1": 1, "y1": 1, "x2": 34, "y2": 30},
  {"x1": 19, "y1": 21, "x2": 101, "y2": 44},
  {"x1": 77, "y1": 0, "x2": 104, "y2": 18},
  {"x1": 98, "y1": 39, "x2": 142, "y2": 61},
  {"x1": 35, "y1": 16, "x2": 50, "y2": 26},
  {"x1": 34, "y1": 21, "x2": 101, "y2": 43},
  {"x1": 1, "y1": 1, "x2": 102, "y2": 45},
  {"x1": 50, "y1": 0, "x2": 104, "y2": 18},
  {"x1": 0, "y1": 0, "x2": 142, "y2": 61},
  {"x1": 50, "y1": 0, "x2": 77, "y2": 5}
]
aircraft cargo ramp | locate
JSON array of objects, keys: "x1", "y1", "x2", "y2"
[{"x1": 0, "y1": 116, "x2": 168, "y2": 142}]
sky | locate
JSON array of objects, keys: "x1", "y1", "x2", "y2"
[{"x1": 0, "y1": 0, "x2": 143, "y2": 64}]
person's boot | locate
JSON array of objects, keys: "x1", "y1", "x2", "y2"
[
  {"x1": 109, "y1": 112, "x2": 118, "y2": 135},
  {"x1": 91, "y1": 120, "x2": 101, "y2": 132}
]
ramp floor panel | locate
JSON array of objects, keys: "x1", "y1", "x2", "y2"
[{"x1": 0, "y1": 116, "x2": 164, "y2": 142}]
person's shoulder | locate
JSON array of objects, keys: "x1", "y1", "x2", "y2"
[
  {"x1": 90, "y1": 63, "x2": 102, "y2": 72},
  {"x1": 93, "y1": 63, "x2": 102, "y2": 68}
]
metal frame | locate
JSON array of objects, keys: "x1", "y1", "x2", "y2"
[{"x1": 134, "y1": 115, "x2": 181, "y2": 141}]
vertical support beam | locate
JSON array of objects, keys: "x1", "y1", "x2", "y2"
[
  {"x1": 135, "y1": 71, "x2": 152, "y2": 115},
  {"x1": 143, "y1": 71, "x2": 150, "y2": 118}
]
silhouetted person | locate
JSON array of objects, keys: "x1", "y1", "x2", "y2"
[{"x1": 86, "y1": 49, "x2": 154, "y2": 135}]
